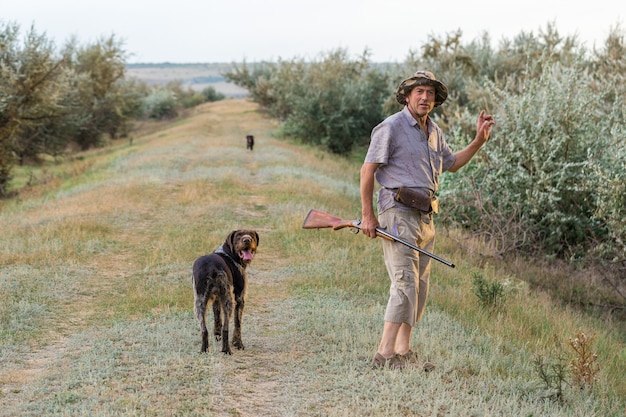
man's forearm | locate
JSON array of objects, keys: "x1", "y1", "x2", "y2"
[{"x1": 360, "y1": 164, "x2": 378, "y2": 218}]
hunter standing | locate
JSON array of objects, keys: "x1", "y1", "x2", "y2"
[{"x1": 360, "y1": 70, "x2": 495, "y2": 370}]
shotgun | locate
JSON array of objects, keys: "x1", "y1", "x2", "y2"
[{"x1": 302, "y1": 209, "x2": 455, "y2": 268}]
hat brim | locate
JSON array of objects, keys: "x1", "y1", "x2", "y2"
[{"x1": 396, "y1": 77, "x2": 448, "y2": 107}]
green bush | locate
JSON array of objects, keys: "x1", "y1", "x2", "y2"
[
  {"x1": 442, "y1": 62, "x2": 626, "y2": 264},
  {"x1": 201, "y1": 86, "x2": 225, "y2": 102},
  {"x1": 142, "y1": 89, "x2": 178, "y2": 119},
  {"x1": 471, "y1": 271, "x2": 506, "y2": 310},
  {"x1": 180, "y1": 92, "x2": 206, "y2": 108}
]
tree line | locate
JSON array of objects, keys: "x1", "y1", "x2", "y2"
[
  {"x1": 223, "y1": 23, "x2": 626, "y2": 285},
  {"x1": 0, "y1": 21, "x2": 224, "y2": 198}
]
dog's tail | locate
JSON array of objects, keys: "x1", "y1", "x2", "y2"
[{"x1": 193, "y1": 290, "x2": 204, "y2": 325}]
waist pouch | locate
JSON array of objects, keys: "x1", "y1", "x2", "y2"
[{"x1": 394, "y1": 187, "x2": 439, "y2": 213}]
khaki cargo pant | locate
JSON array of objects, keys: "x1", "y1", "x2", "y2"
[{"x1": 379, "y1": 207, "x2": 435, "y2": 326}]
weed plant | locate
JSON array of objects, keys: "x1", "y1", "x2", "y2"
[{"x1": 470, "y1": 271, "x2": 507, "y2": 311}]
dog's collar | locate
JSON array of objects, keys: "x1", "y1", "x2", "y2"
[{"x1": 215, "y1": 245, "x2": 246, "y2": 276}]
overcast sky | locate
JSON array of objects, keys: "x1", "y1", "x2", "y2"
[{"x1": 3, "y1": 0, "x2": 624, "y2": 63}]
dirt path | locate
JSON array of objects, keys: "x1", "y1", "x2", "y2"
[
  {"x1": 204, "y1": 259, "x2": 299, "y2": 416},
  {"x1": 0, "y1": 99, "x2": 307, "y2": 416}
]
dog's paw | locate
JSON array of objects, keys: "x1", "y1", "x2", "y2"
[
  {"x1": 233, "y1": 339, "x2": 245, "y2": 350},
  {"x1": 201, "y1": 341, "x2": 209, "y2": 353}
]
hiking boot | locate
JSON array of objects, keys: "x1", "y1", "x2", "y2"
[
  {"x1": 422, "y1": 360, "x2": 436, "y2": 372},
  {"x1": 401, "y1": 350, "x2": 419, "y2": 363},
  {"x1": 371, "y1": 353, "x2": 406, "y2": 370},
  {"x1": 401, "y1": 350, "x2": 436, "y2": 372}
]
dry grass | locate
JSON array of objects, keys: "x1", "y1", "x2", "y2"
[{"x1": 0, "y1": 99, "x2": 624, "y2": 416}]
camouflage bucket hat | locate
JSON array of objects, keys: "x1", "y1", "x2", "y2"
[{"x1": 395, "y1": 70, "x2": 448, "y2": 107}]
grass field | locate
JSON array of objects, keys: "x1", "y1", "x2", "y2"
[{"x1": 0, "y1": 99, "x2": 624, "y2": 416}]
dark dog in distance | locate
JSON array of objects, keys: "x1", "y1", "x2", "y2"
[
  {"x1": 192, "y1": 230, "x2": 259, "y2": 354},
  {"x1": 246, "y1": 135, "x2": 254, "y2": 151}
]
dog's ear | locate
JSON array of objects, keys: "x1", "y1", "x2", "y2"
[
  {"x1": 226, "y1": 230, "x2": 238, "y2": 252},
  {"x1": 250, "y1": 231, "x2": 259, "y2": 246}
]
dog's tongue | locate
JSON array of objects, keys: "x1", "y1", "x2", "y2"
[{"x1": 241, "y1": 250, "x2": 254, "y2": 261}]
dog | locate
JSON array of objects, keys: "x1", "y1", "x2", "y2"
[
  {"x1": 246, "y1": 135, "x2": 254, "y2": 151},
  {"x1": 192, "y1": 230, "x2": 259, "y2": 354}
]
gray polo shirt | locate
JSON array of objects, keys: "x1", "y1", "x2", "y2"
[{"x1": 365, "y1": 107, "x2": 456, "y2": 214}]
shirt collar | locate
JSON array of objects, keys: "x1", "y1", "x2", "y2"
[{"x1": 401, "y1": 106, "x2": 432, "y2": 129}]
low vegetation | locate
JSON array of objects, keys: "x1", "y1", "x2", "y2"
[{"x1": 0, "y1": 99, "x2": 623, "y2": 416}]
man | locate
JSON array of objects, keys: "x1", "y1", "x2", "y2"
[{"x1": 360, "y1": 70, "x2": 495, "y2": 370}]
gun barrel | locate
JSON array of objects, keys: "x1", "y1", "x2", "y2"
[{"x1": 374, "y1": 227, "x2": 455, "y2": 268}]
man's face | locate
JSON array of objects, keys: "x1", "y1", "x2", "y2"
[{"x1": 406, "y1": 84, "x2": 436, "y2": 118}]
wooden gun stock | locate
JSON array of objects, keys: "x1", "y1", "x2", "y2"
[
  {"x1": 302, "y1": 209, "x2": 359, "y2": 231},
  {"x1": 302, "y1": 209, "x2": 455, "y2": 268}
]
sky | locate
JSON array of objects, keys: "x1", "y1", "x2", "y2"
[{"x1": 3, "y1": 0, "x2": 624, "y2": 63}]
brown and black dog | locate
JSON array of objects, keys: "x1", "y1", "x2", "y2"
[
  {"x1": 246, "y1": 135, "x2": 254, "y2": 151},
  {"x1": 192, "y1": 230, "x2": 259, "y2": 354}
]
